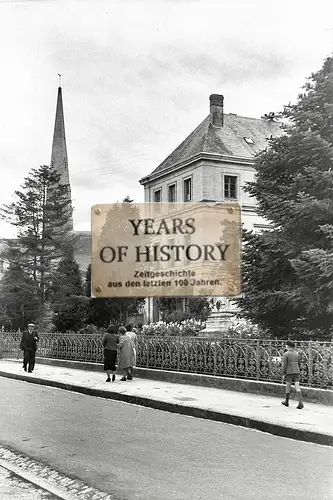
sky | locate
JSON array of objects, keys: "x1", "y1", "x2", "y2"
[{"x1": 0, "y1": 0, "x2": 332, "y2": 237}]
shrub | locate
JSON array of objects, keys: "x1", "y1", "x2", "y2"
[
  {"x1": 224, "y1": 317, "x2": 269, "y2": 339},
  {"x1": 162, "y1": 310, "x2": 192, "y2": 324},
  {"x1": 158, "y1": 298, "x2": 211, "y2": 323},
  {"x1": 141, "y1": 319, "x2": 205, "y2": 337},
  {"x1": 77, "y1": 324, "x2": 105, "y2": 335}
]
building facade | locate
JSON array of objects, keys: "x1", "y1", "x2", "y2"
[{"x1": 139, "y1": 94, "x2": 283, "y2": 322}]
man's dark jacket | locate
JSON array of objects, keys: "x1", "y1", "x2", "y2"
[{"x1": 20, "y1": 330, "x2": 39, "y2": 351}]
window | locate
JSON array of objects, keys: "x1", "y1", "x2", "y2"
[
  {"x1": 153, "y1": 189, "x2": 161, "y2": 214},
  {"x1": 168, "y1": 184, "x2": 176, "y2": 203},
  {"x1": 224, "y1": 175, "x2": 237, "y2": 199},
  {"x1": 183, "y1": 178, "x2": 192, "y2": 202},
  {"x1": 243, "y1": 137, "x2": 254, "y2": 145},
  {"x1": 154, "y1": 189, "x2": 161, "y2": 203}
]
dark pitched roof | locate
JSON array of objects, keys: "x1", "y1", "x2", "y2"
[{"x1": 147, "y1": 113, "x2": 283, "y2": 177}]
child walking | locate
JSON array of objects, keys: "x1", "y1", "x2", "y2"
[{"x1": 281, "y1": 340, "x2": 304, "y2": 409}]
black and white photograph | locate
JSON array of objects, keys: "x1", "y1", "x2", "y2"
[{"x1": 0, "y1": 0, "x2": 332, "y2": 498}]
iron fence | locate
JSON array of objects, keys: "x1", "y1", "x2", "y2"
[{"x1": 1, "y1": 331, "x2": 332, "y2": 388}]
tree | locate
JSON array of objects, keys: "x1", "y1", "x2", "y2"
[
  {"x1": 156, "y1": 297, "x2": 178, "y2": 318},
  {"x1": 237, "y1": 230, "x2": 302, "y2": 337},
  {"x1": 97, "y1": 195, "x2": 145, "y2": 286},
  {"x1": 51, "y1": 256, "x2": 88, "y2": 332},
  {"x1": 87, "y1": 196, "x2": 146, "y2": 327},
  {"x1": 0, "y1": 248, "x2": 40, "y2": 330},
  {"x1": 0, "y1": 165, "x2": 78, "y2": 327},
  {"x1": 156, "y1": 297, "x2": 211, "y2": 323},
  {"x1": 86, "y1": 263, "x2": 145, "y2": 327},
  {"x1": 238, "y1": 55, "x2": 333, "y2": 338},
  {"x1": 187, "y1": 297, "x2": 212, "y2": 321},
  {"x1": 85, "y1": 263, "x2": 116, "y2": 327}
]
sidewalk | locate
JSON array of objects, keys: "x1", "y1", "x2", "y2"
[{"x1": 1, "y1": 359, "x2": 332, "y2": 446}]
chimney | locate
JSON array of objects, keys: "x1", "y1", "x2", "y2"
[{"x1": 209, "y1": 94, "x2": 224, "y2": 127}]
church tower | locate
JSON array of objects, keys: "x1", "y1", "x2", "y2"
[{"x1": 50, "y1": 84, "x2": 73, "y2": 230}]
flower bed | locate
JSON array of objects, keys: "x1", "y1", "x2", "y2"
[{"x1": 141, "y1": 319, "x2": 206, "y2": 336}]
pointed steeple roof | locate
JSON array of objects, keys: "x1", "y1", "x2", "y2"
[
  {"x1": 50, "y1": 86, "x2": 70, "y2": 187},
  {"x1": 50, "y1": 85, "x2": 73, "y2": 230}
]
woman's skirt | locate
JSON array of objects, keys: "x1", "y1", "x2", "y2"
[{"x1": 104, "y1": 349, "x2": 117, "y2": 371}]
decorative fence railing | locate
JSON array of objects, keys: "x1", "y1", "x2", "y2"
[{"x1": 1, "y1": 332, "x2": 332, "y2": 389}]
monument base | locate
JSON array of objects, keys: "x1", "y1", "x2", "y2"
[{"x1": 201, "y1": 310, "x2": 236, "y2": 337}]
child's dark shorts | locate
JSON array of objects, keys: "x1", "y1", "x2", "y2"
[{"x1": 285, "y1": 374, "x2": 300, "y2": 383}]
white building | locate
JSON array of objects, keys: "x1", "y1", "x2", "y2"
[{"x1": 139, "y1": 94, "x2": 283, "y2": 322}]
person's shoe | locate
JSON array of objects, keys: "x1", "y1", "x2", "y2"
[
  {"x1": 112, "y1": 374, "x2": 116, "y2": 382},
  {"x1": 127, "y1": 375, "x2": 133, "y2": 380},
  {"x1": 120, "y1": 377, "x2": 127, "y2": 381},
  {"x1": 106, "y1": 378, "x2": 111, "y2": 382},
  {"x1": 281, "y1": 393, "x2": 290, "y2": 407},
  {"x1": 28, "y1": 370, "x2": 33, "y2": 373},
  {"x1": 296, "y1": 391, "x2": 304, "y2": 409},
  {"x1": 24, "y1": 367, "x2": 27, "y2": 372}
]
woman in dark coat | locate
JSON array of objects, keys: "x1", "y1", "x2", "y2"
[{"x1": 102, "y1": 324, "x2": 119, "y2": 382}]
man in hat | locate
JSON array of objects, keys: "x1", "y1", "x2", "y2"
[{"x1": 20, "y1": 323, "x2": 39, "y2": 373}]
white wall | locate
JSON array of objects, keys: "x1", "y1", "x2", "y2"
[{"x1": 143, "y1": 159, "x2": 266, "y2": 232}]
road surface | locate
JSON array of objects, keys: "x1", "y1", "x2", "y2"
[{"x1": 0, "y1": 378, "x2": 332, "y2": 499}]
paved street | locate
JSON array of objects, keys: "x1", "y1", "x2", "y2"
[
  {"x1": 2, "y1": 359, "x2": 332, "y2": 442},
  {"x1": 1, "y1": 378, "x2": 332, "y2": 500}
]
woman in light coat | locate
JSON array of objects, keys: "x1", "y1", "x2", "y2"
[
  {"x1": 118, "y1": 326, "x2": 134, "y2": 381},
  {"x1": 126, "y1": 324, "x2": 137, "y2": 378}
]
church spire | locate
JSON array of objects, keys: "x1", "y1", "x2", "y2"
[
  {"x1": 51, "y1": 86, "x2": 70, "y2": 186},
  {"x1": 50, "y1": 84, "x2": 73, "y2": 229}
]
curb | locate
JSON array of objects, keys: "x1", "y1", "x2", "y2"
[{"x1": 1, "y1": 370, "x2": 332, "y2": 447}]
